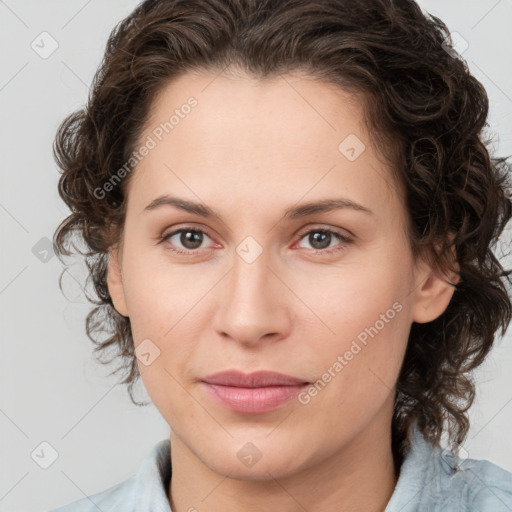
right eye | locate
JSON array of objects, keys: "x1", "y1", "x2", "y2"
[{"x1": 160, "y1": 227, "x2": 215, "y2": 256}]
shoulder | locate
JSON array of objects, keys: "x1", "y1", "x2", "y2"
[
  {"x1": 47, "y1": 476, "x2": 136, "y2": 512},
  {"x1": 47, "y1": 439, "x2": 172, "y2": 512},
  {"x1": 445, "y1": 452, "x2": 512, "y2": 511},
  {"x1": 386, "y1": 426, "x2": 512, "y2": 512},
  {"x1": 423, "y1": 439, "x2": 512, "y2": 510}
]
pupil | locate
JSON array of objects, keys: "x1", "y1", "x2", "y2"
[
  {"x1": 311, "y1": 231, "x2": 330, "y2": 249},
  {"x1": 181, "y1": 231, "x2": 202, "y2": 249}
]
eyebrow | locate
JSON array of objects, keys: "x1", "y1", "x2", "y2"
[{"x1": 143, "y1": 194, "x2": 374, "y2": 220}]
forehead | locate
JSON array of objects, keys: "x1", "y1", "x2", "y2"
[
  {"x1": 126, "y1": 69, "x2": 402, "y2": 221},
  {"x1": 146, "y1": 69, "x2": 366, "y2": 159}
]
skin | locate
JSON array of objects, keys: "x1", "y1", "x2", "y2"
[{"x1": 107, "y1": 68, "x2": 457, "y2": 512}]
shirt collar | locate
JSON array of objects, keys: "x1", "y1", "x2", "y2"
[
  {"x1": 385, "y1": 423, "x2": 442, "y2": 511},
  {"x1": 132, "y1": 437, "x2": 172, "y2": 511}
]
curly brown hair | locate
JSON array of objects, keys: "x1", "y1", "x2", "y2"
[{"x1": 52, "y1": 0, "x2": 512, "y2": 466}]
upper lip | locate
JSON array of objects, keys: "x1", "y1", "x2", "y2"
[{"x1": 202, "y1": 370, "x2": 309, "y2": 387}]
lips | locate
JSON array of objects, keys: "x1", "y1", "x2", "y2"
[
  {"x1": 201, "y1": 370, "x2": 310, "y2": 414},
  {"x1": 202, "y1": 370, "x2": 309, "y2": 387}
]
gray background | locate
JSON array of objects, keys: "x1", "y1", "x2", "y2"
[{"x1": 1, "y1": 1, "x2": 511, "y2": 510}]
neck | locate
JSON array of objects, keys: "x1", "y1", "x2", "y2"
[{"x1": 168, "y1": 404, "x2": 399, "y2": 512}]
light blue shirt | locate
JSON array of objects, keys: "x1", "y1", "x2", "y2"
[{"x1": 48, "y1": 425, "x2": 512, "y2": 511}]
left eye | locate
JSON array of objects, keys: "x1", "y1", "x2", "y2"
[
  {"x1": 160, "y1": 228, "x2": 351, "y2": 255},
  {"x1": 295, "y1": 229, "x2": 351, "y2": 253}
]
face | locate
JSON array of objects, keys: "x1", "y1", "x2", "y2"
[{"x1": 107, "y1": 69, "x2": 455, "y2": 480}]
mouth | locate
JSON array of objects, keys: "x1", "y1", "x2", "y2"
[{"x1": 201, "y1": 370, "x2": 310, "y2": 414}]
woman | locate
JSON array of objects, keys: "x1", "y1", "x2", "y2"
[{"x1": 49, "y1": 0, "x2": 512, "y2": 510}]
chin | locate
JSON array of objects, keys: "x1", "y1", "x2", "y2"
[
  {"x1": 198, "y1": 441, "x2": 308, "y2": 481},
  {"x1": 213, "y1": 457, "x2": 300, "y2": 482}
]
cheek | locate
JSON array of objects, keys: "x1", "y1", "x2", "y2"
[
  {"x1": 121, "y1": 253, "x2": 207, "y2": 382},
  {"x1": 120, "y1": 248, "x2": 199, "y2": 336},
  {"x1": 301, "y1": 264, "x2": 411, "y2": 400},
  {"x1": 304, "y1": 261, "x2": 405, "y2": 338}
]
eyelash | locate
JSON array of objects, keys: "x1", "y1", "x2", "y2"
[{"x1": 158, "y1": 226, "x2": 353, "y2": 257}]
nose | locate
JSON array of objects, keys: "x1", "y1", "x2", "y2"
[{"x1": 212, "y1": 248, "x2": 293, "y2": 348}]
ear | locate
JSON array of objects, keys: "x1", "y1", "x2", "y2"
[
  {"x1": 411, "y1": 242, "x2": 460, "y2": 324},
  {"x1": 107, "y1": 243, "x2": 129, "y2": 317}
]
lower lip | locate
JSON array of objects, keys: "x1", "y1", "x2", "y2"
[{"x1": 202, "y1": 382, "x2": 308, "y2": 414}]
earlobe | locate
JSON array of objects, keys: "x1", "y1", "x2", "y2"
[
  {"x1": 107, "y1": 244, "x2": 129, "y2": 317},
  {"x1": 411, "y1": 244, "x2": 460, "y2": 324}
]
